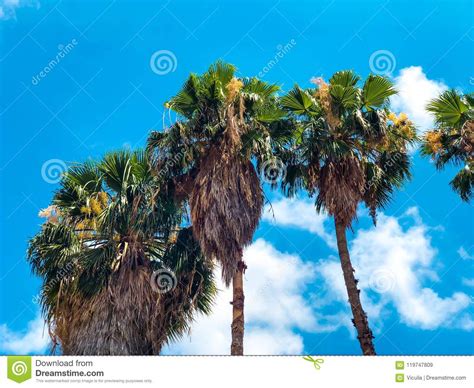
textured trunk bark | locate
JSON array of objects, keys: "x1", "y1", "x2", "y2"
[
  {"x1": 335, "y1": 220, "x2": 376, "y2": 355},
  {"x1": 230, "y1": 260, "x2": 245, "y2": 355}
]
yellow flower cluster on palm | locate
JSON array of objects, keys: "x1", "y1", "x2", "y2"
[
  {"x1": 77, "y1": 192, "x2": 108, "y2": 239},
  {"x1": 226, "y1": 77, "x2": 244, "y2": 102},
  {"x1": 312, "y1": 78, "x2": 340, "y2": 129},
  {"x1": 388, "y1": 112, "x2": 415, "y2": 138},
  {"x1": 80, "y1": 192, "x2": 108, "y2": 217},
  {"x1": 425, "y1": 130, "x2": 443, "y2": 155},
  {"x1": 90, "y1": 198, "x2": 102, "y2": 215},
  {"x1": 98, "y1": 191, "x2": 108, "y2": 206},
  {"x1": 76, "y1": 218, "x2": 98, "y2": 240},
  {"x1": 80, "y1": 206, "x2": 92, "y2": 216}
]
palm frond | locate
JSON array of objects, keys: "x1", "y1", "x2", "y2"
[
  {"x1": 362, "y1": 75, "x2": 396, "y2": 109},
  {"x1": 427, "y1": 89, "x2": 469, "y2": 128},
  {"x1": 281, "y1": 86, "x2": 319, "y2": 115}
]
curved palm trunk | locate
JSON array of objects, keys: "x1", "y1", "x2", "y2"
[
  {"x1": 335, "y1": 220, "x2": 376, "y2": 355},
  {"x1": 230, "y1": 260, "x2": 246, "y2": 355}
]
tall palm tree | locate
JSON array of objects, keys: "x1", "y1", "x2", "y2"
[
  {"x1": 422, "y1": 90, "x2": 474, "y2": 201},
  {"x1": 277, "y1": 71, "x2": 416, "y2": 355},
  {"x1": 147, "y1": 61, "x2": 286, "y2": 355},
  {"x1": 28, "y1": 150, "x2": 216, "y2": 355}
]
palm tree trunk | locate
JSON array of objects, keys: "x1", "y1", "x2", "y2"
[
  {"x1": 335, "y1": 219, "x2": 376, "y2": 355},
  {"x1": 230, "y1": 260, "x2": 246, "y2": 355}
]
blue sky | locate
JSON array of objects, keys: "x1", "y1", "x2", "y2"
[{"x1": 0, "y1": 0, "x2": 473, "y2": 355}]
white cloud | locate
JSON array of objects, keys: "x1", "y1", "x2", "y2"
[
  {"x1": 391, "y1": 66, "x2": 448, "y2": 132},
  {"x1": 457, "y1": 316, "x2": 474, "y2": 331},
  {"x1": 262, "y1": 197, "x2": 336, "y2": 248},
  {"x1": 245, "y1": 329, "x2": 303, "y2": 354},
  {"x1": 0, "y1": 314, "x2": 50, "y2": 354},
  {"x1": 167, "y1": 199, "x2": 473, "y2": 354},
  {"x1": 317, "y1": 207, "x2": 472, "y2": 331},
  {"x1": 165, "y1": 239, "x2": 342, "y2": 355},
  {"x1": 0, "y1": 0, "x2": 39, "y2": 20}
]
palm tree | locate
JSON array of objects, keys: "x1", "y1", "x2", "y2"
[
  {"x1": 278, "y1": 71, "x2": 416, "y2": 355},
  {"x1": 28, "y1": 150, "x2": 216, "y2": 355},
  {"x1": 422, "y1": 90, "x2": 474, "y2": 201},
  {"x1": 147, "y1": 61, "x2": 286, "y2": 355}
]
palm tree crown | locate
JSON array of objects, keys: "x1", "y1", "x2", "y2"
[
  {"x1": 279, "y1": 71, "x2": 416, "y2": 225},
  {"x1": 422, "y1": 90, "x2": 474, "y2": 201},
  {"x1": 147, "y1": 60, "x2": 287, "y2": 355},
  {"x1": 277, "y1": 70, "x2": 416, "y2": 355},
  {"x1": 28, "y1": 150, "x2": 216, "y2": 355},
  {"x1": 147, "y1": 61, "x2": 287, "y2": 285}
]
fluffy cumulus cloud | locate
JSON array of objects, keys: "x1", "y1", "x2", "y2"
[
  {"x1": 165, "y1": 239, "x2": 342, "y2": 355},
  {"x1": 391, "y1": 66, "x2": 447, "y2": 132},
  {"x1": 166, "y1": 200, "x2": 472, "y2": 354},
  {"x1": 0, "y1": 0, "x2": 39, "y2": 20},
  {"x1": 316, "y1": 207, "x2": 472, "y2": 332},
  {"x1": 0, "y1": 314, "x2": 50, "y2": 354},
  {"x1": 262, "y1": 197, "x2": 336, "y2": 248}
]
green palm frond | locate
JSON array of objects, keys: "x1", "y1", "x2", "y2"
[
  {"x1": 422, "y1": 90, "x2": 473, "y2": 201},
  {"x1": 363, "y1": 151, "x2": 412, "y2": 223},
  {"x1": 100, "y1": 150, "x2": 134, "y2": 194},
  {"x1": 450, "y1": 167, "x2": 473, "y2": 201},
  {"x1": 362, "y1": 75, "x2": 396, "y2": 109},
  {"x1": 206, "y1": 60, "x2": 236, "y2": 86},
  {"x1": 330, "y1": 84, "x2": 359, "y2": 110},
  {"x1": 166, "y1": 73, "x2": 201, "y2": 118},
  {"x1": 328, "y1": 70, "x2": 360, "y2": 110},
  {"x1": 329, "y1": 70, "x2": 360, "y2": 87},
  {"x1": 427, "y1": 89, "x2": 469, "y2": 128},
  {"x1": 242, "y1": 77, "x2": 280, "y2": 99},
  {"x1": 281, "y1": 86, "x2": 319, "y2": 115}
]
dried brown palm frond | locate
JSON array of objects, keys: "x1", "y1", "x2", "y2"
[
  {"x1": 461, "y1": 120, "x2": 474, "y2": 155},
  {"x1": 316, "y1": 156, "x2": 365, "y2": 227},
  {"x1": 52, "y1": 252, "x2": 212, "y2": 355},
  {"x1": 313, "y1": 78, "x2": 340, "y2": 130},
  {"x1": 190, "y1": 104, "x2": 263, "y2": 286},
  {"x1": 57, "y1": 265, "x2": 158, "y2": 355}
]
